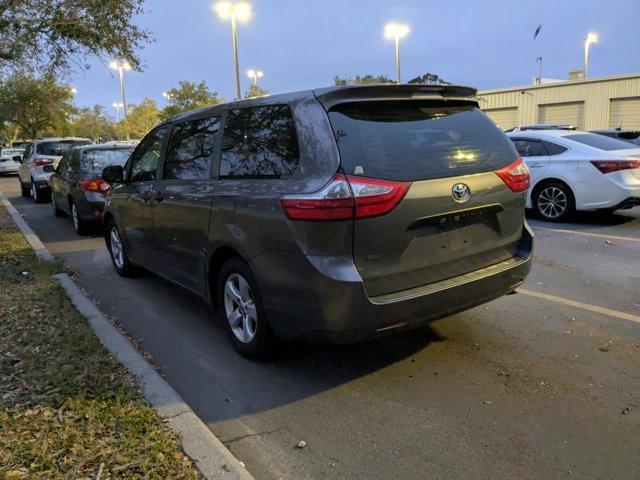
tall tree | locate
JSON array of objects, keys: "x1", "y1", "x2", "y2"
[
  {"x1": 407, "y1": 73, "x2": 450, "y2": 85},
  {"x1": 118, "y1": 98, "x2": 160, "y2": 139},
  {"x1": 70, "y1": 105, "x2": 116, "y2": 142},
  {"x1": 160, "y1": 81, "x2": 223, "y2": 120},
  {"x1": 333, "y1": 74, "x2": 395, "y2": 86},
  {"x1": 245, "y1": 84, "x2": 270, "y2": 99},
  {"x1": 0, "y1": 122, "x2": 24, "y2": 145},
  {"x1": 0, "y1": 0, "x2": 151, "y2": 74},
  {"x1": 0, "y1": 72, "x2": 75, "y2": 138}
]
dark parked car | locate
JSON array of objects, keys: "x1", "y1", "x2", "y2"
[
  {"x1": 51, "y1": 143, "x2": 136, "y2": 234},
  {"x1": 101, "y1": 84, "x2": 533, "y2": 357},
  {"x1": 590, "y1": 129, "x2": 640, "y2": 146}
]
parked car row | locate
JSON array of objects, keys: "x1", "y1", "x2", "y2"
[{"x1": 7, "y1": 85, "x2": 639, "y2": 357}]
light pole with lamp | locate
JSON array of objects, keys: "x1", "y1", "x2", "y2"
[
  {"x1": 214, "y1": 1, "x2": 252, "y2": 100},
  {"x1": 112, "y1": 102, "x2": 124, "y2": 122},
  {"x1": 109, "y1": 60, "x2": 131, "y2": 117},
  {"x1": 583, "y1": 33, "x2": 598, "y2": 77},
  {"x1": 247, "y1": 69, "x2": 263, "y2": 86},
  {"x1": 384, "y1": 23, "x2": 410, "y2": 83}
]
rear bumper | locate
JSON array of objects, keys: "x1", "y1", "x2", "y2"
[
  {"x1": 75, "y1": 193, "x2": 106, "y2": 223},
  {"x1": 596, "y1": 196, "x2": 640, "y2": 211},
  {"x1": 0, "y1": 163, "x2": 19, "y2": 173},
  {"x1": 254, "y1": 224, "x2": 533, "y2": 343}
]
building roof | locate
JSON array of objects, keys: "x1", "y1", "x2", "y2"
[{"x1": 478, "y1": 72, "x2": 640, "y2": 95}]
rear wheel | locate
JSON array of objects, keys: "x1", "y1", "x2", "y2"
[
  {"x1": 30, "y1": 179, "x2": 47, "y2": 203},
  {"x1": 106, "y1": 219, "x2": 137, "y2": 277},
  {"x1": 52, "y1": 195, "x2": 65, "y2": 217},
  {"x1": 19, "y1": 179, "x2": 29, "y2": 197},
  {"x1": 533, "y1": 181, "x2": 575, "y2": 222},
  {"x1": 218, "y1": 258, "x2": 274, "y2": 358},
  {"x1": 70, "y1": 201, "x2": 87, "y2": 235}
]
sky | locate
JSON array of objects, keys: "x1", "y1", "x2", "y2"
[{"x1": 70, "y1": 0, "x2": 640, "y2": 115}]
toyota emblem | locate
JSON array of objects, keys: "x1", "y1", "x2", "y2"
[{"x1": 452, "y1": 183, "x2": 471, "y2": 203}]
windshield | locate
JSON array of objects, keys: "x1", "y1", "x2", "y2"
[
  {"x1": 81, "y1": 148, "x2": 134, "y2": 173},
  {"x1": 564, "y1": 133, "x2": 639, "y2": 151},
  {"x1": 328, "y1": 101, "x2": 517, "y2": 181},
  {"x1": 37, "y1": 140, "x2": 91, "y2": 156}
]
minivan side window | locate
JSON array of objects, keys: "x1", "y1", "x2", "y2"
[
  {"x1": 163, "y1": 117, "x2": 220, "y2": 180},
  {"x1": 130, "y1": 127, "x2": 167, "y2": 182},
  {"x1": 220, "y1": 105, "x2": 299, "y2": 178}
]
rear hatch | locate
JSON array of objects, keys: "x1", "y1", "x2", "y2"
[{"x1": 324, "y1": 93, "x2": 526, "y2": 297}]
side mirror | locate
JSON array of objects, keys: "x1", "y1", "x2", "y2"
[
  {"x1": 12, "y1": 155, "x2": 22, "y2": 163},
  {"x1": 102, "y1": 165, "x2": 124, "y2": 183},
  {"x1": 42, "y1": 165, "x2": 55, "y2": 173}
]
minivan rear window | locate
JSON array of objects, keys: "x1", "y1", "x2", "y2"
[
  {"x1": 37, "y1": 140, "x2": 91, "y2": 156},
  {"x1": 328, "y1": 101, "x2": 517, "y2": 181}
]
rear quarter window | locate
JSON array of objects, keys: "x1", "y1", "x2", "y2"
[{"x1": 328, "y1": 101, "x2": 517, "y2": 182}]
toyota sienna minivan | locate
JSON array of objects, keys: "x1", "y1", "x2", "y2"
[{"x1": 101, "y1": 84, "x2": 533, "y2": 357}]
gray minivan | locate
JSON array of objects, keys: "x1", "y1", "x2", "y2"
[{"x1": 102, "y1": 85, "x2": 533, "y2": 357}]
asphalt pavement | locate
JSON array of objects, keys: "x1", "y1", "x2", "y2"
[{"x1": 1, "y1": 174, "x2": 639, "y2": 480}]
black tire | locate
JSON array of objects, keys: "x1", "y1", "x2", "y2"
[
  {"x1": 52, "y1": 194, "x2": 65, "y2": 217},
  {"x1": 533, "y1": 181, "x2": 575, "y2": 222},
  {"x1": 30, "y1": 179, "x2": 47, "y2": 203},
  {"x1": 69, "y1": 200, "x2": 88, "y2": 235},
  {"x1": 217, "y1": 257, "x2": 275, "y2": 358},
  {"x1": 20, "y1": 179, "x2": 30, "y2": 197},
  {"x1": 106, "y1": 219, "x2": 138, "y2": 277}
]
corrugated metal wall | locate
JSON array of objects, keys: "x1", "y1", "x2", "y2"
[{"x1": 477, "y1": 74, "x2": 640, "y2": 130}]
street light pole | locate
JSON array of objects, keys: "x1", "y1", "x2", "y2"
[
  {"x1": 109, "y1": 61, "x2": 131, "y2": 117},
  {"x1": 384, "y1": 23, "x2": 410, "y2": 84},
  {"x1": 231, "y1": 14, "x2": 241, "y2": 100},
  {"x1": 247, "y1": 69, "x2": 263, "y2": 87},
  {"x1": 583, "y1": 32, "x2": 599, "y2": 77},
  {"x1": 214, "y1": 2, "x2": 252, "y2": 100},
  {"x1": 112, "y1": 102, "x2": 123, "y2": 122}
]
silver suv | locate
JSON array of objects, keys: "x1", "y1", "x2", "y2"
[
  {"x1": 18, "y1": 137, "x2": 91, "y2": 202},
  {"x1": 102, "y1": 84, "x2": 533, "y2": 357}
]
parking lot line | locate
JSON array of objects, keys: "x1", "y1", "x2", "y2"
[
  {"x1": 533, "y1": 227, "x2": 640, "y2": 243},
  {"x1": 518, "y1": 288, "x2": 640, "y2": 325}
]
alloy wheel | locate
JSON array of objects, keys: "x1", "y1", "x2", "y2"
[
  {"x1": 109, "y1": 227, "x2": 124, "y2": 269},
  {"x1": 537, "y1": 186, "x2": 567, "y2": 219},
  {"x1": 223, "y1": 273, "x2": 258, "y2": 344}
]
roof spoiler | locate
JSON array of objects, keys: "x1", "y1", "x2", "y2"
[{"x1": 313, "y1": 84, "x2": 478, "y2": 109}]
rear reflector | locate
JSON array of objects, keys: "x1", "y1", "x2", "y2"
[
  {"x1": 590, "y1": 160, "x2": 640, "y2": 174},
  {"x1": 495, "y1": 157, "x2": 530, "y2": 192},
  {"x1": 81, "y1": 178, "x2": 110, "y2": 194},
  {"x1": 281, "y1": 174, "x2": 411, "y2": 221},
  {"x1": 34, "y1": 158, "x2": 53, "y2": 167}
]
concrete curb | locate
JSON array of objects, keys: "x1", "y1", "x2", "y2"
[
  {"x1": 0, "y1": 192, "x2": 54, "y2": 262},
  {"x1": 0, "y1": 190, "x2": 254, "y2": 480}
]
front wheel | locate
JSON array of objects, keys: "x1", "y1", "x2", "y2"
[
  {"x1": 106, "y1": 220, "x2": 138, "y2": 277},
  {"x1": 218, "y1": 258, "x2": 275, "y2": 358},
  {"x1": 533, "y1": 182, "x2": 575, "y2": 222}
]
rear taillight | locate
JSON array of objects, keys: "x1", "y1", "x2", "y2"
[
  {"x1": 34, "y1": 158, "x2": 53, "y2": 167},
  {"x1": 495, "y1": 157, "x2": 530, "y2": 192},
  {"x1": 280, "y1": 174, "x2": 411, "y2": 221},
  {"x1": 81, "y1": 178, "x2": 110, "y2": 194},
  {"x1": 590, "y1": 160, "x2": 640, "y2": 174}
]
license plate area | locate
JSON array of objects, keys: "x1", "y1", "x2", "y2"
[{"x1": 407, "y1": 204, "x2": 504, "y2": 235}]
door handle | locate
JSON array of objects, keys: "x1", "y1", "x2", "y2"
[{"x1": 529, "y1": 162, "x2": 545, "y2": 168}]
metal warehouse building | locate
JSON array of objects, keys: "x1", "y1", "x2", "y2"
[{"x1": 478, "y1": 73, "x2": 640, "y2": 131}]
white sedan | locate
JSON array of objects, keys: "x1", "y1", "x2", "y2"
[
  {"x1": 506, "y1": 130, "x2": 640, "y2": 221},
  {"x1": 0, "y1": 148, "x2": 24, "y2": 175}
]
